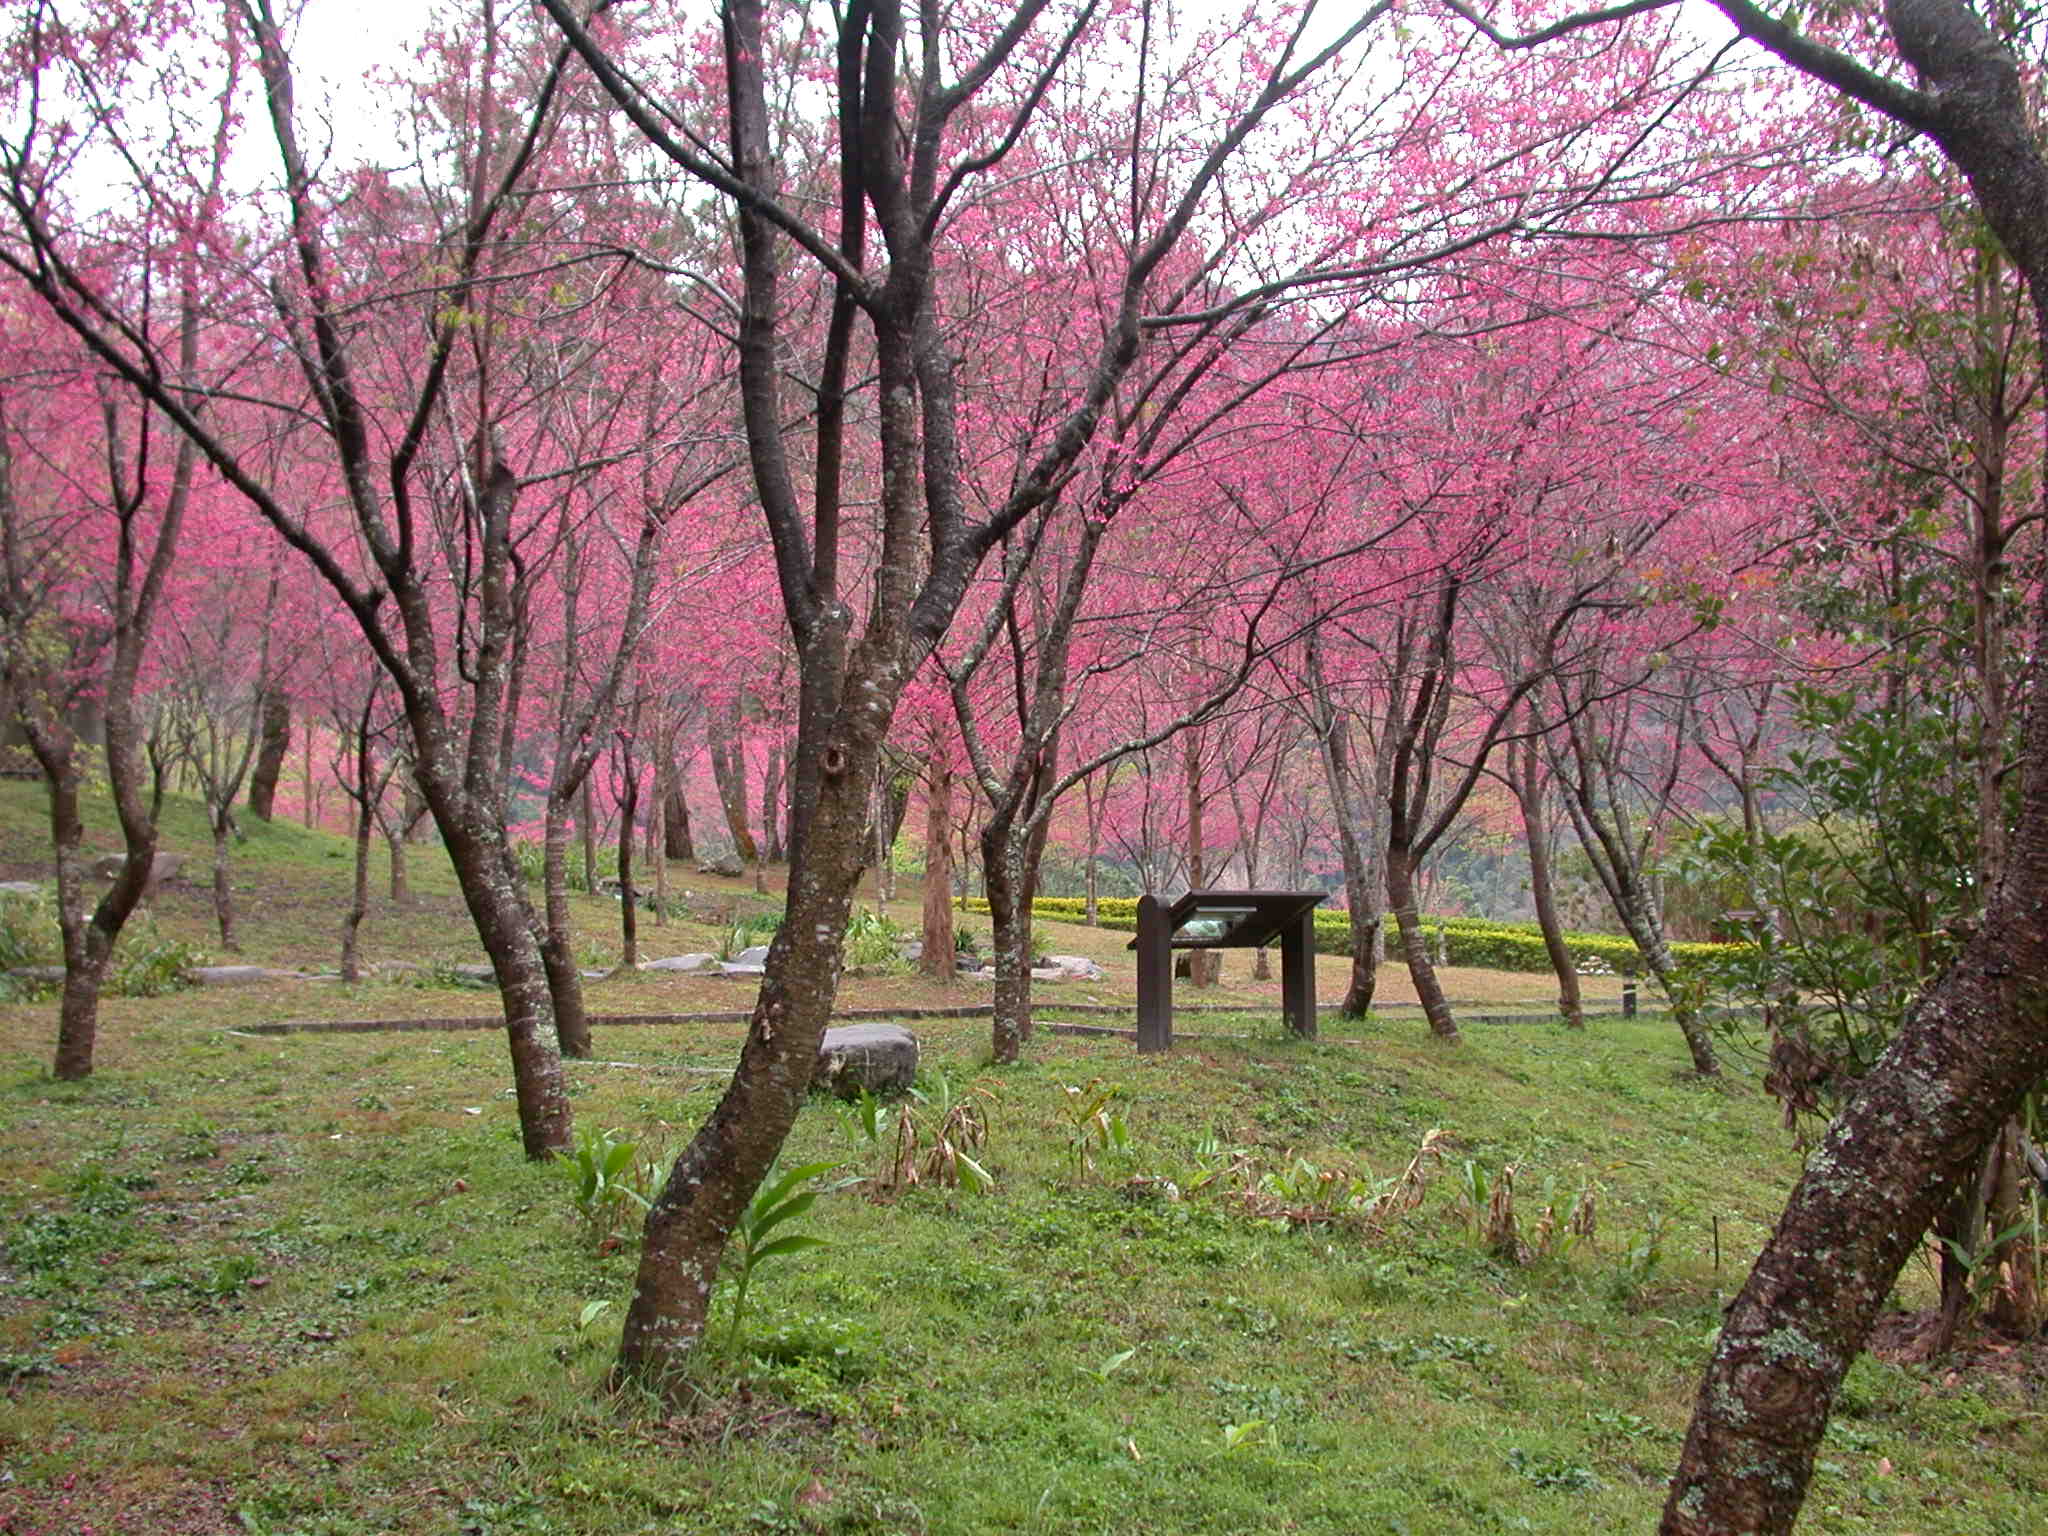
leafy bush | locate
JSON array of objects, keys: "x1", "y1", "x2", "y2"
[
  {"x1": 719, "y1": 904, "x2": 785, "y2": 960},
  {"x1": 109, "y1": 918, "x2": 207, "y2": 997},
  {"x1": 561, "y1": 1125, "x2": 666, "y2": 1246},
  {"x1": 0, "y1": 892, "x2": 203, "y2": 998},
  {"x1": 843, "y1": 906, "x2": 907, "y2": 971}
]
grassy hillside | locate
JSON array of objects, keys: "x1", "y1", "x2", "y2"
[{"x1": 2, "y1": 780, "x2": 2039, "y2": 1534}]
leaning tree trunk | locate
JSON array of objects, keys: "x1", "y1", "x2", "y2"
[
  {"x1": 434, "y1": 812, "x2": 572, "y2": 1160},
  {"x1": 1515, "y1": 732, "x2": 1582, "y2": 1028},
  {"x1": 247, "y1": 689, "x2": 291, "y2": 821},
  {"x1": 1661, "y1": 886, "x2": 2048, "y2": 1531},
  {"x1": 1388, "y1": 838, "x2": 1457, "y2": 1041},
  {"x1": 618, "y1": 680, "x2": 884, "y2": 1377},
  {"x1": 1610, "y1": 876, "x2": 1719, "y2": 1075},
  {"x1": 1663, "y1": 0, "x2": 2048, "y2": 1523}
]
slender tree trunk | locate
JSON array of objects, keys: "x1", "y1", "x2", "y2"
[
  {"x1": 385, "y1": 827, "x2": 409, "y2": 904},
  {"x1": 618, "y1": 747, "x2": 641, "y2": 969},
  {"x1": 581, "y1": 777, "x2": 598, "y2": 893},
  {"x1": 1081, "y1": 771, "x2": 1103, "y2": 925},
  {"x1": 210, "y1": 806, "x2": 237, "y2": 952},
  {"x1": 920, "y1": 761, "x2": 956, "y2": 982},
  {"x1": 1307, "y1": 643, "x2": 1384, "y2": 1015},
  {"x1": 248, "y1": 689, "x2": 291, "y2": 821},
  {"x1": 1182, "y1": 733, "x2": 1220, "y2": 987},
  {"x1": 760, "y1": 741, "x2": 785, "y2": 864},
  {"x1": 45, "y1": 760, "x2": 110, "y2": 1080},
  {"x1": 649, "y1": 753, "x2": 669, "y2": 926},
  {"x1": 1388, "y1": 839, "x2": 1457, "y2": 1041},
  {"x1": 1515, "y1": 731, "x2": 1582, "y2": 1028},
  {"x1": 340, "y1": 736, "x2": 373, "y2": 983},
  {"x1": 301, "y1": 724, "x2": 315, "y2": 828},
  {"x1": 1610, "y1": 875, "x2": 1719, "y2": 1074},
  {"x1": 709, "y1": 697, "x2": 759, "y2": 871},
  {"x1": 540, "y1": 790, "x2": 590, "y2": 1057}
]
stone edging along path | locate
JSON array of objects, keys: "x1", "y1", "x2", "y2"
[{"x1": 234, "y1": 1001, "x2": 1652, "y2": 1039}]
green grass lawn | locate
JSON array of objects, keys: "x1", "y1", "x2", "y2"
[{"x1": 0, "y1": 784, "x2": 2041, "y2": 1534}]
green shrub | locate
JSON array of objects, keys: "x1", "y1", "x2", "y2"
[{"x1": 964, "y1": 896, "x2": 1746, "y2": 976}]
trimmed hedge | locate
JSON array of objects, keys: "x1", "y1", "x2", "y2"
[{"x1": 965, "y1": 895, "x2": 1744, "y2": 976}]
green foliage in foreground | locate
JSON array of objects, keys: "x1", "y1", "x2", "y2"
[
  {"x1": 1, "y1": 1005, "x2": 2038, "y2": 1535},
  {"x1": 971, "y1": 896, "x2": 1743, "y2": 977},
  {"x1": 0, "y1": 888, "x2": 209, "y2": 1002}
]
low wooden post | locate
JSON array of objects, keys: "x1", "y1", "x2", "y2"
[
  {"x1": 1281, "y1": 908, "x2": 1316, "y2": 1039},
  {"x1": 1136, "y1": 893, "x2": 1172, "y2": 1053}
]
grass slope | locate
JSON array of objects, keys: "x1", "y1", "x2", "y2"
[{"x1": 0, "y1": 783, "x2": 2041, "y2": 1534}]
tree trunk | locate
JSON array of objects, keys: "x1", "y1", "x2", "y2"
[
  {"x1": 649, "y1": 754, "x2": 669, "y2": 926},
  {"x1": 709, "y1": 698, "x2": 759, "y2": 869},
  {"x1": 385, "y1": 827, "x2": 409, "y2": 904},
  {"x1": 1663, "y1": 3, "x2": 2048, "y2": 1524},
  {"x1": 1611, "y1": 877, "x2": 1719, "y2": 1074},
  {"x1": 210, "y1": 806, "x2": 237, "y2": 952},
  {"x1": 340, "y1": 757, "x2": 372, "y2": 984},
  {"x1": 1662, "y1": 915, "x2": 2048, "y2": 1530},
  {"x1": 1082, "y1": 771, "x2": 1103, "y2": 925},
  {"x1": 1307, "y1": 642, "x2": 1385, "y2": 1016},
  {"x1": 1182, "y1": 732, "x2": 1220, "y2": 987},
  {"x1": 986, "y1": 844, "x2": 1035, "y2": 1065},
  {"x1": 919, "y1": 760, "x2": 956, "y2": 982},
  {"x1": 581, "y1": 777, "x2": 598, "y2": 893},
  {"x1": 1515, "y1": 732, "x2": 1582, "y2": 1028},
  {"x1": 760, "y1": 741, "x2": 785, "y2": 864},
  {"x1": 247, "y1": 689, "x2": 291, "y2": 822},
  {"x1": 1388, "y1": 839, "x2": 1457, "y2": 1041},
  {"x1": 301, "y1": 724, "x2": 316, "y2": 828},
  {"x1": 540, "y1": 789, "x2": 591, "y2": 1058},
  {"x1": 664, "y1": 773, "x2": 695, "y2": 862},
  {"x1": 618, "y1": 751, "x2": 640, "y2": 969},
  {"x1": 618, "y1": 707, "x2": 877, "y2": 1379},
  {"x1": 439, "y1": 817, "x2": 573, "y2": 1160}
]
